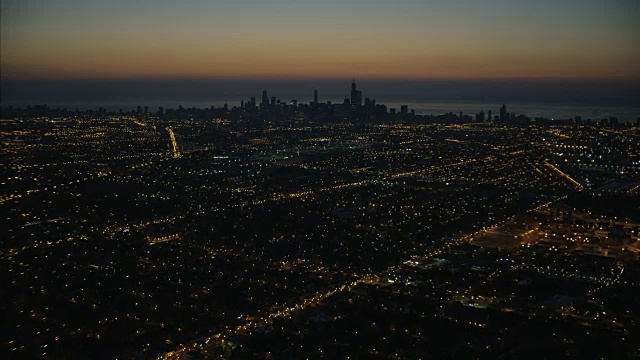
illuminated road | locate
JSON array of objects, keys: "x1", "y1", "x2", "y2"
[
  {"x1": 167, "y1": 127, "x2": 181, "y2": 158},
  {"x1": 161, "y1": 277, "x2": 368, "y2": 359},
  {"x1": 544, "y1": 161, "x2": 584, "y2": 190}
]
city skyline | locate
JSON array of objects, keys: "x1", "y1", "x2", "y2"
[
  {"x1": 3, "y1": 78, "x2": 640, "y2": 122},
  {"x1": 2, "y1": 0, "x2": 640, "y2": 81}
]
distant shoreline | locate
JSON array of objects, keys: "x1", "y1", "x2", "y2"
[{"x1": 3, "y1": 100, "x2": 639, "y2": 123}]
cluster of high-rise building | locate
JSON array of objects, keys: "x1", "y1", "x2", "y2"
[{"x1": 3, "y1": 81, "x2": 637, "y2": 128}]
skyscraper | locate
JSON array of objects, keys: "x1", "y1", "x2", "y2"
[
  {"x1": 350, "y1": 81, "x2": 362, "y2": 108},
  {"x1": 262, "y1": 90, "x2": 269, "y2": 107},
  {"x1": 314, "y1": 89, "x2": 318, "y2": 104},
  {"x1": 500, "y1": 104, "x2": 508, "y2": 122}
]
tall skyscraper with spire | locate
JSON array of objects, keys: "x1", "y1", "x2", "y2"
[{"x1": 350, "y1": 81, "x2": 362, "y2": 108}]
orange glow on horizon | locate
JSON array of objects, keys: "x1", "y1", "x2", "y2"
[{"x1": 3, "y1": 52, "x2": 639, "y2": 81}]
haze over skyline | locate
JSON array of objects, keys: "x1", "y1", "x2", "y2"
[{"x1": 2, "y1": 0, "x2": 639, "y2": 81}]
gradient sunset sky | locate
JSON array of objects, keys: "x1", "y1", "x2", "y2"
[{"x1": 2, "y1": 0, "x2": 639, "y2": 80}]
